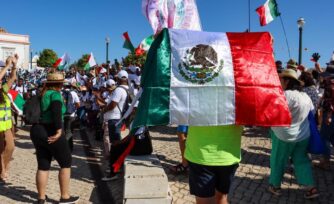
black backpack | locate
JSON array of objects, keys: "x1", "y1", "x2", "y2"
[{"x1": 23, "y1": 95, "x2": 41, "y2": 124}]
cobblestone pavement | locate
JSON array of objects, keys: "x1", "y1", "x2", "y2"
[
  {"x1": 2, "y1": 126, "x2": 333, "y2": 204},
  {"x1": 0, "y1": 127, "x2": 99, "y2": 204},
  {"x1": 150, "y1": 126, "x2": 334, "y2": 204}
]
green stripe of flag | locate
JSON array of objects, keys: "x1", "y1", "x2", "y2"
[
  {"x1": 132, "y1": 29, "x2": 171, "y2": 129},
  {"x1": 268, "y1": 0, "x2": 280, "y2": 18}
]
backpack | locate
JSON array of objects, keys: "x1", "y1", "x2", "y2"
[
  {"x1": 23, "y1": 95, "x2": 41, "y2": 124},
  {"x1": 322, "y1": 77, "x2": 334, "y2": 112},
  {"x1": 63, "y1": 90, "x2": 75, "y2": 115},
  {"x1": 116, "y1": 86, "x2": 132, "y2": 121}
]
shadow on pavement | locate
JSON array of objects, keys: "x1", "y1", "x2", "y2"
[
  {"x1": 149, "y1": 126, "x2": 177, "y2": 135},
  {"x1": 0, "y1": 184, "x2": 58, "y2": 203}
]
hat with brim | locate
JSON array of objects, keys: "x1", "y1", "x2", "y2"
[
  {"x1": 44, "y1": 72, "x2": 65, "y2": 84},
  {"x1": 286, "y1": 59, "x2": 298, "y2": 69},
  {"x1": 279, "y1": 69, "x2": 304, "y2": 85},
  {"x1": 320, "y1": 64, "x2": 334, "y2": 78}
]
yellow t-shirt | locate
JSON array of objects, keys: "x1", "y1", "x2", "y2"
[{"x1": 185, "y1": 125, "x2": 243, "y2": 166}]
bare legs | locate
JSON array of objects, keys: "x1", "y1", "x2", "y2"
[
  {"x1": 0, "y1": 129, "x2": 15, "y2": 180},
  {"x1": 177, "y1": 131, "x2": 188, "y2": 167},
  {"x1": 36, "y1": 168, "x2": 71, "y2": 200},
  {"x1": 195, "y1": 191, "x2": 228, "y2": 204}
]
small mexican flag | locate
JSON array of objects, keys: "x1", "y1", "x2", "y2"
[
  {"x1": 135, "y1": 35, "x2": 154, "y2": 56},
  {"x1": 256, "y1": 0, "x2": 280, "y2": 26},
  {"x1": 123, "y1": 32, "x2": 135, "y2": 53},
  {"x1": 53, "y1": 53, "x2": 70, "y2": 70},
  {"x1": 132, "y1": 29, "x2": 291, "y2": 128},
  {"x1": 8, "y1": 89, "x2": 25, "y2": 115},
  {"x1": 84, "y1": 52, "x2": 97, "y2": 70}
]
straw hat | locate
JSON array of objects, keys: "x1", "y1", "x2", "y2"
[
  {"x1": 279, "y1": 69, "x2": 303, "y2": 85},
  {"x1": 286, "y1": 59, "x2": 298, "y2": 69},
  {"x1": 44, "y1": 72, "x2": 65, "y2": 83}
]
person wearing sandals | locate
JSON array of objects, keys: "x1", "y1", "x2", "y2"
[
  {"x1": 171, "y1": 125, "x2": 189, "y2": 174},
  {"x1": 30, "y1": 72, "x2": 79, "y2": 204},
  {"x1": 0, "y1": 55, "x2": 18, "y2": 183},
  {"x1": 269, "y1": 69, "x2": 319, "y2": 199}
]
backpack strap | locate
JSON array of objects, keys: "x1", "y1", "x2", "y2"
[{"x1": 115, "y1": 86, "x2": 130, "y2": 114}]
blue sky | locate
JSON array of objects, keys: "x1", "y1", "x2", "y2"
[{"x1": 1, "y1": 0, "x2": 333, "y2": 68}]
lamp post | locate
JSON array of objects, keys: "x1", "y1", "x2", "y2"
[
  {"x1": 30, "y1": 49, "x2": 33, "y2": 71},
  {"x1": 297, "y1": 17, "x2": 305, "y2": 65},
  {"x1": 105, "y1": 36, "x2": 110, "y2": 77}
]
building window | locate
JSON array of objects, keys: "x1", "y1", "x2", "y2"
[{"x1": 2, "y1": 47, "x2": 15, "y2": 61}]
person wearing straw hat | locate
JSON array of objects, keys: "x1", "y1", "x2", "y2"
[
  {"x1": 269, "y1": 69, "x2": 319, "y2": 199},
  {"x1": 0, "y1": 55, "x2": 18, "y2": 183},
  {"x1": 30, "y1": 72, "x2": 79, "y2": 204}
]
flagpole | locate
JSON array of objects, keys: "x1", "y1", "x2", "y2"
[
  {"x1": 276, "y1": 1, "x2": 291, "y2": 59},
  {"x1": 278, "y1": 15, "x2": 291, "y2": 59}
]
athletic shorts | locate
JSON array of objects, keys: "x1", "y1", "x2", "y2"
[
  {"x1": 177, "y1": 125, "x2": 188, "y2": 134},
  {"x1": 188, "y1": 161, "x2": 238, "y2": 197}
]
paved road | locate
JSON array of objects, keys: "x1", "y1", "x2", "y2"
[
  {"x1": 1, "y1": 126, "x2": 333, "y2": 204},
  {"x1": 150, "y1": 126, "x2": 334, "y2": 204},
  {"x1": 0, "y1": 127, "x2": 100, "y2": 204}
]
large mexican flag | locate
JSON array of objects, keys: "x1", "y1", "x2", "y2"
[{"x1": 132, "y1": 28, "x2": 291, "y2": 128}]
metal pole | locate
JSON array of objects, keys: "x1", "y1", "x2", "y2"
[
  {"x1": 106, "y1": 41, "x2": 110, "y2": 77},
  {"x1": 298, "y1": 27, "x2": 303, "y2": 65},
  {"x1": 30, "y1": 51, "x2": 33, "y2": 71}
]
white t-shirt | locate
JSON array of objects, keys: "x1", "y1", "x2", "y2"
[
  {"x1": 104, "y1": 85, "x2": 129, "y2": 121},
  {"x1": 13, "y1": 85, "x2": 27, "y2": 97},
  {"x1": 271, "y1": 90, "x2": 314, "y2": 142},
  {"x1": 64, "y1": 90, "x2": 80, "y2": 117}
]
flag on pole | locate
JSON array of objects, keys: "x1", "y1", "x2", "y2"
[
  {"x1": 53, "y1": 53, "x2": 70, "y2": 70},
  {"x1": 256, "y1": 0, "x2": 280, "y2": 26},
  {"x1": 122, "y1": 32, "x2": 135, "y2": 53},
  {"x1": 8, "y1": 89, "x2": 25, "y2": 115},
  {"x1": 142, "y1": 0, "x2": 202, "y2": 34},
  {"x1": 84, "y1": 52, "x2": 97, "y2": 70},
  {"x1": 135, "y1": 35, "x2": 155, "y2": 56},
  {"x1": 132, "y1": 28, "x2": 291, "y2": 128}
]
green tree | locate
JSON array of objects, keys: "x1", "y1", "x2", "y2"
[
  {"x1": 37, "y1": 49, "x2": 58, "y2": 68},
  {"x1": 123, "y1": 52, "x2": 147, "y2": 69},
  {"x1": 77, "y1": 54, "x2": 90, "y2": 70}
]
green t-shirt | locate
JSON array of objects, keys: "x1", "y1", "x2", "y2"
[
  {"x1": 184, "y1": 125, "x2": 243, "y2": 166},
  {"x1": 40, "y1": 90, "x2": 66, "y2": 123}
]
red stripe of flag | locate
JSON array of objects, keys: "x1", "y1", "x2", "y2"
[
  {"x1": 227, "y1": 32, "x2": 291, "y2": 126},
  {"x1": 256, "y1": 6, "x2": 267, "y2": 26},
  {"x1": 8, "y1": 89, "x2": 19, "y2": 101},
  {"x1": 53, "y1": 58, "x2": 62, "y2": 68},
  {"x1": 123, "y1": 32, "x2": 131, "y2": 41}
]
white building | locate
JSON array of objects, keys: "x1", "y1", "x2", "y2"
[{"x1": 0, "y1": 27, "x2": 30, "y2": 69}]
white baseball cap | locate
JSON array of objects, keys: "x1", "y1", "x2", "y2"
[
  {"x1": 117, "y1": 70, "x2": 128, "y2": 79},
  {"x1": 100, "y1": 68, "x2": 107, "y2": 74},
  {"x1": 106, "y1": 79, "x2": 116, "y2": 87}
]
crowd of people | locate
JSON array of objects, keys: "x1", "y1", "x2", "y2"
[{"x1": 0, "y1": 53, "x2": 333, "y2": 204}]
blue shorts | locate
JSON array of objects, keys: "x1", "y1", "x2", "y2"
[
  {"x1": 188, "y1": 161, "x2": 238, "y2": 197},
  {"x1": 177, "y1": 125, "x2": 188, "y2": 133}
]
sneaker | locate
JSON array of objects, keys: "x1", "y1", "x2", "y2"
[
  {"x1": 59, "y1": 196, "x2": 80, "y2": 204},
  {"x1": 37, "y1": 195, "x2": 48, "y2": 204},
  {"x1": 268, "y1": 185, "x2": 282, "y2": 196},
  {"x1": 101, "y1": 173, "x2": 119, "y2": 182},
  {"x1": 304, "y1": 187, "x2": 320, "y2": 199}
]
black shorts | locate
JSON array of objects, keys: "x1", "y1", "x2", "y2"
[
  {"x1": 30, "y1": 124, "x2": 72, "y2": 170},
  {"x1": 188, "y1": 161, "x2": 238, "y2": 198}
]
